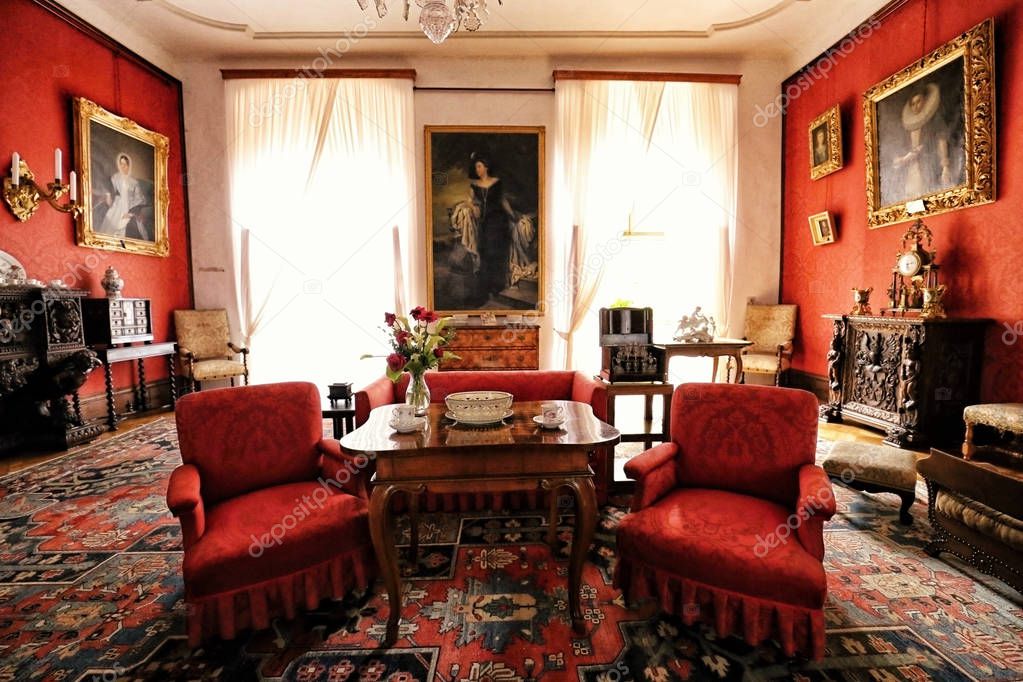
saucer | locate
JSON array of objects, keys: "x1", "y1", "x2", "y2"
[
  {"x1": 389, "y1": 417, "x2": 426, "y2": 433},
  {"x1": 533, "y1": 415, "x2": 565, "y2": 429},
  {"x1": 445, "y1": 409, "x2": 514, "y2": 425}
]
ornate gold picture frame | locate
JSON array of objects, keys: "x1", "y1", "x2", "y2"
[
  {"x1": 808, "y1": 211, "x2": 836, "y2": 246},
  {"x1": 809, "y1": 105, "x2": 843, "y2": 180},
  {"x1": 425, "y1": 125, "x2": 545, "y2": 315},
  {"x1": 73, "y1": 97, "x2": 170, "y2": 256},
  {"x1": 864, "y1": 18, "x2": 995, "y2": 228}
]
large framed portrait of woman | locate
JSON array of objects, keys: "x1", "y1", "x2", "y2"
[
  {"x1": 73, "y1": 97, "x2": 170, "y2": 256},
  {"x1": 425, "y1": 126, "x2": 545, "y2": 314},
  {"x1": 863, "y1": 18, "x2": 995, "y2": 228}
]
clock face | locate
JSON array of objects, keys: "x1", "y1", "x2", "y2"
[{"x1": 897, "y1": 251, "x2": 923, "y2": 277}]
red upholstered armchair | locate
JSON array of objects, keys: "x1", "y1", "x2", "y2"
[
  {"x1": 168, "y1": 382, "x2": 376, "y2": 646},
  {"x1": 615, "y1": 383, "x2": 834, "y2": 660}
]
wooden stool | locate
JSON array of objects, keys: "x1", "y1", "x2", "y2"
[{"x1": 821, "y1": 441, "x2": 918, "y2": 524}]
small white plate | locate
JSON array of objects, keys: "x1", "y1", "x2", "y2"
[
  {"x1": 445, "y1": 410, "x2": 514, "y2": 425},
  {"x1": 533, "y1": 415, "x2": 565, "y2": 429},
  {"x1": 389, "y1": 417, "x2": 426, "y2": 433}
]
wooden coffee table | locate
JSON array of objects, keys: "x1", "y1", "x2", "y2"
[{"x1": 340, "y1": 400, "x2": 621, "y2": 647}]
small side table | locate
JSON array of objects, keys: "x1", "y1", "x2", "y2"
[
  {"x1": 93, "y1": 341, "x2": 178, "y2": 431},
  {"x1": 322, "y1": 398, "x2": 356, "y2": 439}
]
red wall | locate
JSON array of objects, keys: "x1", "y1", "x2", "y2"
[
  {"x1": 781, "y1": 0, "x2": 1023, "y2": 402},
  {"x1": 1, "y1": 0, "x2": 192, "y2": 399}
]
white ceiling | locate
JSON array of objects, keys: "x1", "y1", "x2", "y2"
[{"x1": 59, "y1": 0, "x2": 892, "y2": 63}]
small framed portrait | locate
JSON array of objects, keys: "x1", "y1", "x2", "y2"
[
  {"x1": 864, "y1": 18, "x2": 995, "y2": 228},
  {"x1": 425, "y1": 126, "x2": 544, "y2": 314},
  {"x1": 73, "y1": 97, "x2": 170, "y2": 256},
  {"x1": 809, "y1": 105, "x2": 843, "y2": 180},
  {"x1": 809, "y1": 211, "x2": 836, "y2": 246}
]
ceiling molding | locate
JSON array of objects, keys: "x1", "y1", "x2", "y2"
[{"x1": 142, "y1": 0, "x2": 812, "y2": 42}]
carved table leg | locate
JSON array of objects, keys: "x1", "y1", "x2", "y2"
[
  {"x1": 137, "y1": 358, "x2": 150, "y2": 412},
  {"x1": 731, "y1": 352, "x2": 744, "y2": 384},
  {"x1": 546, "y1": 483, "x2": 560, "y2": 548},
  {"x1": 711, "y1": 356, "x2": 719, "y2": 382},
  {"x1": 103, "y1": 360, "x2": 117, "y2": 431},
  {"x1": 369, "y1": 484, "x2": 403, "y2": 648},
  {"x1": 167, "y1": 355, "x2": 178, "y2": 408},
  {"x1": 567, "y1": 477, "x2": 597, "y2": 634}
]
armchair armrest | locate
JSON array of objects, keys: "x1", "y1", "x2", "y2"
[
  {"x1": 228, "y1": 342, "x2": 249, "y2": 355},
  {"x1": 167, "y1": 464, "x2": 206, "y2": 549},
  {"x1": 795, "y1": 464, "x2": 835, "y2": 560},
  {"x1": 175, "y1": 345, "x2": 195, "y2": 359},
  {"x1": 317, "y1": 439, "x2": 371, "y2": 500},
  {"x1": 777, "y1": 341, "x2": 794, "y2": 358},
  {"x1": 355, "y1": 376, "x2": 397, "y2": 426},
  {"x1": 624, "y1": 442, "x2": 679, "y2": 511},
  {"x1": 571, "y1": 372, "x2": 608, "y2": 421}
]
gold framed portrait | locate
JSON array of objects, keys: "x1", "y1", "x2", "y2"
[
  {"x1": 809, "y1": 211, "x2": 836, "y2": 246},
  {"x1": 73, "y1": 97, "x2": 170, "y2": 256},
  {"x1": 863, "y1": 18, "x2": 995, "y2": 229},
  {"x1": 425, "y1": 125, "x2": 545, "y2": 315},
  {"x1": 809, "y1": 105, "x2": 843, "y2": 180}
]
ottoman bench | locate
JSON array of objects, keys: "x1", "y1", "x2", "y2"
[
  {"x1": 963, "y1": 403, "x2": 1023, "y2": 460},
  {"x1": 821, "y1": 441, "x2": 918, "y2": 525}
]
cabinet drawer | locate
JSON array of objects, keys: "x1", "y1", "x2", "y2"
[
  {"x1": 443, "y1": 349, "x2": 539, "y2": 371},
  {"x1": 449, "y1": 328, "x2": 538, "y2": 349}
]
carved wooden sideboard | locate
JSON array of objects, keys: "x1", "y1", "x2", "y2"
[
  {"x1": 0, "y1": 286, "x2": 103, "y2": 454},
  {"x1": 441, "y1": 323, "x2": 540, "y2": 371},
  {"x1": 819, "y1": 314, "x2": 987, "y2": 448}
]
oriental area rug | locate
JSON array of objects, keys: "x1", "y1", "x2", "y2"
[{"x1": 0, "y1": 418, "x2": 1021, "y2": 681}]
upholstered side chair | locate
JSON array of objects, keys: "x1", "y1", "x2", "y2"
[
  {"x1": 173, "y1": 309, "x2": 249, "y2": 392},
  {"x1": 730, "y1": 303, "x2": 798, "y2": 385},
  {"x1": 615, "y1": 383, "x2": 834, "y2": 659},
  {"x1": 168, "y1": 382, "x2": 375, "y2": 645}
]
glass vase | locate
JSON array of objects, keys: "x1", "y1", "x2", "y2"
[{"x1": 405, "y1": 370, "x2": 430, "y2": 416}]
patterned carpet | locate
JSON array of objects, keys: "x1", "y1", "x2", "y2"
[{"x1": 0, "y1": 417, "x2": 1021, "y2": 681}]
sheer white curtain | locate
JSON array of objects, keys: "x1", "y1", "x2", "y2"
[
  {"x1": 552, "y1": 80, "x2": 738, "y2": 377},
  {"x1": 226, "y1": 78, "x2": 416, "y2": 388},
  {"x1": 551, "y1": 80, "x2": 664, "y2": 369}
]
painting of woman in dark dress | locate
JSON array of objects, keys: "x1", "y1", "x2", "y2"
[{"x1": 426, "y1": 127, "x2": 544, "y2": 314}]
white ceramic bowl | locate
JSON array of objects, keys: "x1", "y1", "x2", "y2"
[{"x1": 444, "y1": 391, "x2": 514, "y2": 423}]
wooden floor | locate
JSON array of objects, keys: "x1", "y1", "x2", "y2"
[{"x1": 0, "y1": 411, "x2": 171, "y2": 477}]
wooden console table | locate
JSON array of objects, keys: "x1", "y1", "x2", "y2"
[
  {"x1": 819, "y1": 314, "x2": 987, "y2": 448},
  {"x1": 94, "y1": 341, "x2": 177, "y2": 430},
  {"x1": 341, "y1": 400, "x2": 620, "y2": 646}
]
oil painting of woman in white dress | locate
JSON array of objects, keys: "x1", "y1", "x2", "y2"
[
  {"x1": 98, "y1": 153, "x2": 149, "y2": 239},
  {"x1": 87, "y1": 118, "x2": 157, "y2": 244}
]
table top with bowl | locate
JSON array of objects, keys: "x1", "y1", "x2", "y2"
[{"x1": 338, "y1": 392, "x2": 620, "y2": 646}]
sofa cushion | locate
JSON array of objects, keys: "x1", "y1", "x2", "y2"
[
  {"x1": 935, "y1": 489, "x2": 1023, "y2": 552},
  {"x1": 617, "y1": 488, "x2": 827, "y2": 608},
  {"x1": 183, "y1": 481, "x2": 370, "y2": 598}
]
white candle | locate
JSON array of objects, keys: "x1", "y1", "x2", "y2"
[
  {"x1": 55, "y1": 148, "x2": 62, "y2": 183},
  {"x1": 69, "y1": 171, "x2": 77, "y2": 202},
  {"x1": 11, "y1": 152, "x2": 19, "y2": 187}
]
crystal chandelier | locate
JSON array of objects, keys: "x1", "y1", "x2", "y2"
[{"x1": 356, "y1": 0, "x2": 503, "y2": 44}]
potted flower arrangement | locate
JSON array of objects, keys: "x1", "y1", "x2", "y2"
[{"x1": 382, "y1": 306, "x2": 458, "y2": 415}]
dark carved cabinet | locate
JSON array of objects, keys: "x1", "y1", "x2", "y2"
[
  {"x1": 820, "y1": 314, "x2": 987, "y2": 448},
  {"x1": 0, "y1": 286, "x2": 103, "y2": 454}
]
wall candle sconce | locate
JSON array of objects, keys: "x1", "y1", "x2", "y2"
[{"x1": 3, "y1": 149, "x2": 82, "y2": 222}]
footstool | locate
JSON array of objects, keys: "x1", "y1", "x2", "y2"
[
  {"x1": 821, "y1": 441, "x2": 918, "y2": 524},
  {"x1": 963, "y1": 403, "x2": 1023, "y2": 460}
]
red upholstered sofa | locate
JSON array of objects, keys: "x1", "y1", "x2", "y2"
[
  {"x1": 355, "y1": 370, "x2": 610, "y2": 505},
  {"x1": 615, "y1": 383, "x2": 834, "y2": 659},
  {"x1": 168, "y1": 382, "x2": 376, "y2": 645}
]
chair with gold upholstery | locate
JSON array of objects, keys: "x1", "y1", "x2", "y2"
[
  {"x1": 173, "y1": 309, "x2": 249, "y2": 392},
  {"x1": 729, "y1": 303, "x2": 798, "y2": 385}
]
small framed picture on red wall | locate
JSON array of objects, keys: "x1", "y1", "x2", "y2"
[{"x1": 808, "y1": 211, "x2": 836, "y2": 246}]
